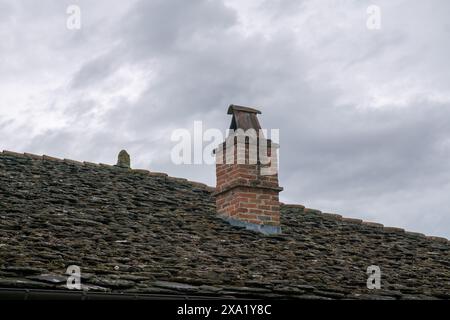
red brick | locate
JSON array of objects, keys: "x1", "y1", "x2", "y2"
[{"x1": 215, "y1": 132, "x2": 281, "y2": 227}]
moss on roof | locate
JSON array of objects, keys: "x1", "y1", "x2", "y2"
[{"x1": 0, "y1": 151, "x2": 449, "y2": 299}]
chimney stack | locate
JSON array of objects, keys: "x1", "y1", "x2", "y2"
[{"x1": 214, "y1": 105, "x2": 282, "y2": 234}]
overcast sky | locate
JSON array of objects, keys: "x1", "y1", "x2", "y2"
[{"x1": 1, "y1": 0, "x2": 450, "y2": 238}]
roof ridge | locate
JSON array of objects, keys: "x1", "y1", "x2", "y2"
[
  {"x1": 281, "y1": 203, "x2": 450, "y2": 244},
  {"x1": 1, "y1": 150, "x2": 216, "y2": 193}
]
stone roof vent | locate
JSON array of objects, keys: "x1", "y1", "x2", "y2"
[{"x1": 116, "y1": 150, "x2": 130, "y2": 168}]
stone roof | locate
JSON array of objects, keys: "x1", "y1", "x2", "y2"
[{"x1": 0, "y1": 150, "x2": 449, "y2": 300}]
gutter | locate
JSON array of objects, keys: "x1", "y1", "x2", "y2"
[{"x1": 0, "y1": 287, "x2": 232, "y2": 300}]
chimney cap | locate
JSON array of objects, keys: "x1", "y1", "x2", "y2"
[
  {"x1": 227, "y1": 104, "x2": 262, "y2": 131},
  {"x1": 227, "y1": 104, "x2": 262, "y2": 115}
]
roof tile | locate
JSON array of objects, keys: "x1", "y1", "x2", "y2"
[{"x1": 0, "y1": 151, "x2": 449, "y2": 299}]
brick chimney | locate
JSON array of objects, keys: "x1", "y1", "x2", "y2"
[{"x1": 214, "y1": 105, "x2": 282, "y2": 234}]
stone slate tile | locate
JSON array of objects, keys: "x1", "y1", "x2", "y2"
[{"x1": 0, "y1": 152, "x2": 449, "y2": 299}]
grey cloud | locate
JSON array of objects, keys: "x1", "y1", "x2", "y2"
[
  {"x1": 70, "y1": 52, "x2": 122, "y2": 89},
  {"x1": 282, "y1": 102, "x2": 450, "y2": 195},
  {"x1": 0, "y1": 1, "x2": 13, "y2": 22},
  {"x1": 120, "y1": 0, "x2": 237, "y2": 58}
]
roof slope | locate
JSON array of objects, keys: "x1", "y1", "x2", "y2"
[{"x1": 0, "y1": 151, "x2": 449, "y2": 299}]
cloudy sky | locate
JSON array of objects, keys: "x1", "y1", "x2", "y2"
[{"x1": 1, "y1": 0, "x2": 450, "y2": 238}]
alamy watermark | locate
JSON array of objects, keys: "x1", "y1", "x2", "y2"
[
  {"x1": 366, "y1": 5, "x2": 381, "y2": 30},
  {"x1": 66, "y1": 265, "x2": 81, "y2": 290},
  {"x1": 170, "y1": 121, "x2": 280, "y2": 175},
  {"x1": 66, "y1": 5, "x2": 81, "y2": 30},
  {"x1": 367, "y1": 265, "x2": 381, "y2": 289}
]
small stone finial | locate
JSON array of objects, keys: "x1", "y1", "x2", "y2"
[{"x1": 116, "y1": 150, "x2": 130, "y2": 168}]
